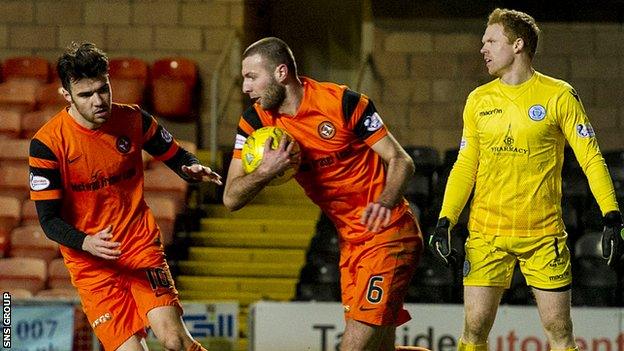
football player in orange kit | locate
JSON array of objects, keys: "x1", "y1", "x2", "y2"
[
  {"x1": 223, "y1": 37, "x2": 423, "y2": 351},
  {"x1": 28, "y1": 42, "x2": 221, "y2": 351}
]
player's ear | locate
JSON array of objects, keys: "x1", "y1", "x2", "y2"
[
  {"x1": 274, "y1": 63, "x2": 288, "y2": 83},
  {"x1": 513, "y1": 37, "x2": 524, "y2": 54},
  {"x1": 60, "y1": 87, "x2": 72, "y2": 103}
]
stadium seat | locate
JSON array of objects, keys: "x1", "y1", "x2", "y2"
[
  {"x1": 2, "y1": 287, "x2": 33, "y2": 299},
  {"x1": 10, "y1": 224, "x2": 59, "y2": 263},
  {"x1": 20, "y1": 200, "x2": 39, "y2": 226},
  {"x1": 35, "y1": 81, "x2": 68, "y2": 112},
  {"x1": 0, "y1": 138, "x2": 30, "y2": 168},
  {"x1": 20, "y1": 108, "x2": 55, "y2": 139},
  {"x1": 150, "y1": 57, "x2": 198, "y2": 121},
  {"x1": 143, "y1": 167, "x2": 188, "y2": 212},
  {"x1": 0, "y1": 257, "x2": 47, "y2": 294},
  {"x1": 0, "y1": 195, "x2": 22, "y2": 256},
  {"x1": 0, "y1": 80, "x2": 41, "y2": 115},
  {"x1": 36, "y1": 288, "x2": 78, "y2": 299},
  {"x1": 0, "y1": 109, "x2": 22, "y2": 138},
  {"x1": 572, "y1": 231, "x2": 617, "y2": 306},
  {"x1": 48, "y1": 257, "x2": 72, "y2": 289},
  {"x1": 144, "y1": 195, "x2": 177, "y2": 246},
  {"x1": 0, "y1": 163, "x2": 30, "y2": 199},
  {"x1": 406, "y1": 251, "x2": 456, "y2": 303},
  {"x1": 2, "y1": 56, "x2": 50, "y2": 83},
  {"x1": 603, "y1": 149, "x2": 624, "y2": 197},
  {"x1": 295, "y1": 282, "x2": 341, "y2": 301},
  {"x1": 109, "y1": 57, "x2": 149, "y2": 105}
]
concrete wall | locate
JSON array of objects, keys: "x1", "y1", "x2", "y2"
[{"x1": 370, "y1": 18, "x2": 624, "y2": 155}]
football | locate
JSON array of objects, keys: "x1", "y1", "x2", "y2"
[{"x1": 241, "y1": 126, "x2": 301, "y2": 186}]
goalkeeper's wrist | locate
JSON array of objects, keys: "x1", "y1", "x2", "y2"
[
  {"x1": 436, "y1": 217, "x2": 452, "y2": 229},
  {"x1": 604, "y1": 211, "x2": 623, "y2": 227}
]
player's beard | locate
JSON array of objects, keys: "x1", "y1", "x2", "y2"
[{"x1": 260, "y1": 79, "x2": 286, "y2": 110}]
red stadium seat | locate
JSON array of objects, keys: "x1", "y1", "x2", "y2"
[
  {"x1": 0, "y1": 195, "x2": 22, "y2": 255},
  {"x1": 2, "y1": 56, "x2": 50, "y2": 83},
  {"x1": 35, "y1": 81, "x2": 68, "y2": 111},
  {"x1": 0, "y1": 257, "x2": 47, "y2": 294},
  {"x1": 0, "y1": 80, "x2": 39, "y2": 114},
  {"x1": 143, "y1": 167, "x2": 188, "y2": 212},
  {"x1": 150, "y1": 57, "x2": 198, "y2": 121},
  {"x1": 47, "y1": 258, "x2": 73, "y2": 289},
  {"x1": 20, "y1": 108, "x2": 56, "y2": 139},
  {"x1": 144, "y1": 195, "x2": 177, "y2": 246},
  {"x1": 10, "y1": 224, "x2": 59, "y2": 263},
  {"x1": 0, "y1": 109, "x2": 21, "y2": 138},
  {"x1": 0, "y1": 163, "x2": 30, "y2": 199},
  {"x1": 0, "y1": 138, "x2": 30, "y2": 168},
  {"x1": 2, "y1": 287, "x2": 33, "y2": 299},
  {"x1": 36, "y1": 288, "x2": 78, "y2": 299},
  {"x1": 20, "y1": 200, "x2": 39, "y2": 226},
  {"x1": 109, "y1": 57, "x2": 149, "y2": 105}
]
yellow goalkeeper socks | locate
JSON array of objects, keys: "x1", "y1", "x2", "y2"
[
  {"x1": 458, "y1": 338, "x2": 488, "y2": 351},
  {"x1": 550, "y1": 347, "x2": 579, "y2": 351}
]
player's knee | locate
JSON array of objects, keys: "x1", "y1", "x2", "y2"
[
  {"x1": 542, "y1": 317, "x2": 573, "y2": 340},
  {"x1": 463, "y1": 319, "x2": 491, "y2": 342},
  {"x1": 158, "y1": 332, "x2": 185, "y2": 351}
]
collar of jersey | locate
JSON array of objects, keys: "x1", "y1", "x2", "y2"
[
  {"x1": 497, "y1": 71, "x2": 538, "y2": 101},
  {"x1": 62, "y1": 108, "x2": 104, "y2": 136}
]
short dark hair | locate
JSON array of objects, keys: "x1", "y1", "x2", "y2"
[
  {"x1": 488, "y1": 8, "x2": 540, "y2": 58},
  {"x1": 57, "y1": 42, "x2": 109, "y2": 92},
  {"x1": 243, "y1": 37, "x2": 298, "y2": 76}
]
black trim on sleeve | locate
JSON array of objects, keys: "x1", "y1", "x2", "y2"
[
  {"x1": 242, "y1": 106, "x2": 264, "y2": 131},
  {"x1": 29, "y1": 166, "x2": 62, "y2": 191},
  {"x1": 353, "y1": 99, "x2": 380, "y2": 140},
  {"x1": 30, "y1": 138, "x2": 58, "y2": 161},
  {"x1": 341, "y1": 89, "x2": 361, "y2": 124},
  {"x1": 143, "y1": 125, "x2": 174, "y2": 157},
  {"x1": 163, "y1": 147, "x2": 202, "y2": 183},
  {"x1": 140, "y1": 109, "x2": 154, "y2": 135},
  {"x1": 35, "y1": 199, "x2": 87, "y2": 251}
]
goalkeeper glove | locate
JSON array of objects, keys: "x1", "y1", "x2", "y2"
[
  {"x1": 602, "y1": 210, "x2": 624, "y2": 268},
  {"x1": 428, "y1": 217, "x2": 458, "y2": 267}
]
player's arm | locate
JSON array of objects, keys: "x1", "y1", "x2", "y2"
[
  {"x1": 558, "y1": 87, "x2": 623, "y2": 266},
  {"x1": 29, "y1": 139, "x2": 121, "y2": 259},
  {"x1": 223, "y1": 134, "x2": 295, "y2": 211},
  {"x1": 360, "y1": 132, "x2": 415, "y2": 232},
  {"x1": 430, "y1": 93, "x2": 479, "y2": 266},
  {"x1": 141, "y1": 110, "x2": 221, "y2": 184}
]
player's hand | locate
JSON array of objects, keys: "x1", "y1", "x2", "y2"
[
  {"x1": 258, "y1": 135, "x2": 297, "y2": 180},
  {"x1": 181, "y1": 164, "x2": 223, "y2": 185},
  {"x1": 428, "y1": 217, "x2": 458, "y2": 267},
  {"x1": 360, "y1": 201, "x2": 392, "y2": 232},
  {"x1": 82, "y1": 225, "x2": 121, "y2": 260},
  {"x1": 602, "y1": 211, "x2": 624, "y2": 268}
]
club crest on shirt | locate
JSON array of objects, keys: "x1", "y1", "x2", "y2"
[
  {"x1": 318, "y1": 121, "x2": 336, "y2": 139},
  {"x1": 161, "y1": 127, "x2": 173, "y2": 143},
  {"x1": 116, "y1": 136, "x2": 131, "y2": 153},
  {"x1": 364, "y1": 112, "x2": 383, "y2": 131},
  {"x1": 528, "y1": 104, "x2": 546, "y2": 121},
  {"x1": 576, "y1": 123, "x2": 595, "y2": 138},
  {"x1": 29, "y1": 172, "x2": 50, "y2": 191}
]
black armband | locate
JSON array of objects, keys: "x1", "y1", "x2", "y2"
[{"x1": 35, "y1": 199, "x2": 87, "y2": 251}]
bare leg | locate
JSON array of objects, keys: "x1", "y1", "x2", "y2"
[
  {"x1": 340, "y1": 318, "x2": 396, "y2": 351},
  {"x1": 147, "y1": 306, "x2": 205, "y2": 351},
  {"x1": 115, "y1": 334, "x2": 149, "y2": 351},
  {"x1": 532, "y1": 288, "x2": 576, "y2": 350},
  {"x1": 461, "y1": 286, "x2": 505, "y2": 345}
]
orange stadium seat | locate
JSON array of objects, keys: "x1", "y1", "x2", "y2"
[
  {"x1": 0, "y1": 138, "x2": 30, "y2": 168},
  {"x1": 0, "y1": 195, "x2": 22, "y2": 256},
  {"x1": 2, "y1": 287, "x2": 34, "y2": 299},
  {"x1": 10, "y1": 224, "x2": 59, "y2": 263},
  {"x1": 150, "y1": 57, "x2": 198, "y2": 120},
  {"x1": 0, "y1": 80, "x2": 39, "y2": 115},
  {"x1": 0, "y1": 109, "x2": 21, "y2": 138},
  {"x1": 144, "y1": 195, "x2": 177, "y2": 246},
  {"x1": 0, "y1": 163, "x2": 30, "y2": 199},
  {"x1": 47, "y1": 257, "x2": 72, "y2": 289},
  {"x1": 36, "y1": 288, "x2": 78, "y2": 299},
  {"x1": 20, "y1": 200, "x2": 39, "y2": 226},
  {"x1": 21, "y1": 108, "x2": 55, "y2": 139},
  {"x1": 0, "y1": 257, "x2": 47, "y2": 294},
  {"x1": 143, "y1": 167, "x2": 188, "y2": 212},
  {"x1": 109, "y1": 57, "x2": 149, "y2": 105},
  {"x1": 2, "y1": 56, "x2": 50, "y2": 83},
  {"x1": 35, "y1": 81, "x2": 68, "y2": 111}
]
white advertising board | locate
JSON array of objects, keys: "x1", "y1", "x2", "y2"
[{"x1": 250, "y1": 302, "x2": 623, "y2": 351}]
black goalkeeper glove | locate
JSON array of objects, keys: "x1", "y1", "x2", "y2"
[
  {"x1": 602, "y1": 211, "x2": 624, "y2": 268},
  {"x1": 428, "y1": 217, "x2": 459, "y2": 267}
]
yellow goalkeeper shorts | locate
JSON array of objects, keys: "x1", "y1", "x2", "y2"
[{"x1": 463, "y1": 231, "x2": 572, "y2": 290}]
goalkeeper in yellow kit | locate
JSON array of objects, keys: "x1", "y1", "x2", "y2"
[{"x1": 429, "y1": 8, "x2": 624, "y2": 351}]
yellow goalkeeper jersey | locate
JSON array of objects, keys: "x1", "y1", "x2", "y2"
[{"x1": 440, "y1": 71, "x2": 618, "y2": 237}]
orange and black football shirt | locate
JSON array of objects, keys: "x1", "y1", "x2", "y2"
[
  {"x1": 29, "y1": 104, "x2": 181, "y2": 271},
  {"x1": 233, "y1": 77, "x2": 410, "y2": 242}
]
